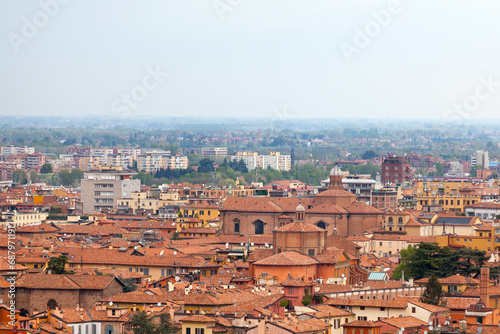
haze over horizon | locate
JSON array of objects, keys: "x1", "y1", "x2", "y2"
[{"x1": 1, "y1": 0, "x2": 500, "y2": 120}]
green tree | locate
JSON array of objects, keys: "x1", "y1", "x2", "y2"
[
  {"x1": 58, "y1": 170, "x2": 75, "y2": 186},
  {"x1": 47, "y1": 255, "x2": 74, "y2": 274},
  {"x1": 361, "y1": 150, "x2": 377, "y2": 160},
  {"x1": 155, "y1": 313, "x2": 177, "y2": 334},
  {"x1": 198, "y1": 158, "x2": 215, "y2": 173},
  {"x1": 172, "y1": 231, "x2": 180, "y2": 240},
  {"x1": 128, "y1": 311, "x2": 156, "y2": 334},
  {"x1": 420, "y1": 274, "x2": 443, "y2": 306},
  {"x1": 70, "y1": 168, "x2": 84, "y2": 183},
  {"x1": 12, "y1": 169, "x2": 28, "y2": 185},
  {"x1": 40, "y1": 163, "x2": 53, "y2": 174},
  {"x1": 118, "y1": 275, "x2": 138, "y2": 293},
  {"x1": 301, "y1": 288, "x2": 313, "y2": 306},
  {"x1": 435, "y1": 162, "x2": 444, "y2": 177},
  {"x1": 470, "y1": 165, "x2": 484, "y2": 177}
]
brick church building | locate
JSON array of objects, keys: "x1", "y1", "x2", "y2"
[{"x1": 220, "y1": 166, "x2": 384, "y2": 237}]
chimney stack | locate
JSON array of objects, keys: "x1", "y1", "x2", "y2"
[{"x1": 480, "y1": 267, "x2": 490, "y2": 307}]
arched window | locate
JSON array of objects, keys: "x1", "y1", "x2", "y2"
[
  {"x1": 234, "y1": 218, "x2": 240, "y2": 233},
  {"x1": 398, "y1": 217, "x2": 403, "y2": 224},
  {"x1": 47, "y1": 300, "x2": 57, "y2": 310},
  {"x1": 254, "y1": 220, "x2": 264, "y2": 235},
  {"x1": 316, "y1": 221, "x2": 326, "y2": 230},
  {"x1": 105, "y1": 325, "x2": 114, "y2": 334}
]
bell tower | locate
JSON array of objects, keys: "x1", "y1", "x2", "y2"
[{"x1": 329, "y1": 164, "x2": 343, "y2": 190}]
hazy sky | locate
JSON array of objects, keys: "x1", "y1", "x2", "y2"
[{"x1": 1, "y1": 0, "x2": 500, "y2": 120}]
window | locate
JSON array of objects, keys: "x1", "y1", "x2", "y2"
[
  {"x1": 186, "y1": 329, "x2": 191, "y2": 334},
  {"x1": 389, "y1": 242, "x2": 392, "y2": 247},
  {"x1": 195, "y1": 329, "x2": 204, "y2": 334},
  {"x1": 254, "y1": 220, "x2": 264, "y2": 235},
  {"x1": 357, "y1": 316, "x2": 367, "y2": 321},
  {"x1": 379, "y1": 242, "x2": 382, "y2": 246},
  {"x1": 412, "y1": 307, "x2": 416, "y2": 313},
  {"x1": 360, "y1": 306, "x2": 365, "y2": 310},
  {"x1": 308, "y1": 249, "x2": 315, "y2": 256},
  {"x1": 289, "y1": 287, "x2": 295, "y2": 294},
  {"x1": 380, "y1": 307, "x2": 385, "y2": 311},
  {"x1": 92, "y1": 324, "x2": 97, "y2": 334},
  {"x1": 334, "y1": 319, "x2": 340, "y2": 329}
]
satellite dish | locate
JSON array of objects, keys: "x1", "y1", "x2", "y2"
[
  {"x1": 424, "y1": 332, "x2": 428, "y2": 334},
  {"x1": 240, "y1": 242, "x2": 244, "y2": 246},
  {"x1": 429, "y1": 322, "x2": 432, "y2": 326},
  {"x1": 173, "y1": 251, "x2": 177, "y2": 255},
  {"x1": 400, "y1": 328, "x2": 405, "y2": 332},
  {"x1": 134, "y1": 246, "x2": 137, "y2": 250},
  {"x1": 429, "y1": 326, "x2": 433, "y2": 331},
  {"x1": 265, "y1": 242, "x2": 269, "y2": 248},
  {"x1": 109, "y1": 301, "x2": 113, "y2": 306},
  {"x1": 341, "y1": 274, "x2": 345, "y2": 278},
  {"x1": 251, "y1": 242, "x2": 254, "y2": 246},
  {"x1": 175, "y1": 276, "x2": 180, "y2": 282},
  {"x1": 160, "y1": 250, "x2": 164, "y2": 256},
  {"x1": 157, "y1": 302, "x2": 161, "y2": 307}
]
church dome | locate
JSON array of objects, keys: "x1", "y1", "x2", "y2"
[
  {"x1": 330, "y1": 165, "x2": 343, "y2": 176},
  {"x1": 295, "y1": 203, "x2": 305, "y2": 212}
]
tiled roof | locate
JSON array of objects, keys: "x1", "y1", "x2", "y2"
[
  {"x1": 377, "y1": 316, "x2": 427, "y2": 328},
  {"x1": 275, "y1": 222, "x2": 326, "y2": 232},
  {"x1": 272, "y1": 318, "x2": 331, "y2": 333},
  {"x1": 345, "y1": 201, "x2": 383, "y2": 214},
  {"x1": 326, "y1": 297, "x2": 418, "y2": 309},
  {"x1": 312, "y1": 248, "x2": 344, "y2": 264},
  {"x1": 315, "y1": 189, "x2": 357, "y2": 198},
  {"x1": 408, "y1": 301, "x2": 449, "y2": 313},
  {"x1": 253, "y1": 251, "x2": 318, "y2": 266},
  {"x1": 55, "y1": 248, "x2": 219, "y2": 269},
  {"x1": 347, "y1": 235, "x2": 370, "y2": 242},
  {"x1": 280, "y1": 278, "x2": 314, "y2": 287},
  {"x1": 306, "y1": 202, "x2": 348, "y2": 214},
  {"x1": 415, "y1": 274, "x2": 480, "y2": 286},
  {"x1": 307, "y1": 305, "x2": 354, "y2": 317},
  {"x1": 342, "y1": 320, "x2": 381, "y2": 328},
  {"x1": 180, "y1": 315, "x2": 217, "y2": 323},
  {"x1": 444, "y1": 297, "x2": 480, "y2": 310}
]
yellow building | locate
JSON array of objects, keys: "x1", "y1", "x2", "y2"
[
  {"x1": 436, "y1": 233, "x2": 494, "y2": 252},
  {"x1": 117, "y1": 191, "x2": 188, "y2": 214},
  {"x1": 180, "y1": 315, "x2": 218, "y2": 334},
  {"x1": 415, "y1": 194, "x2": 480, "y2": 212},
  {"x1": 179, "y1": 204, "x2": 220, "y2": 226},
  {"x1": 414, "y1": 180, "x2": 475, "y2": 196}
]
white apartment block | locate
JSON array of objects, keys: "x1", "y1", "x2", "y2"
[
  {"x1": 116, "y1": 148, "x2": 142, "y2": 159},
  {"x1": 0, "y1": 146, "x2": 35, "y2": 156},
  {"x1": 471, "y1": 150, "x2": 489, "y2": 168},
  {"x1": 231, "y1": 152, "x2": 291, "y2": 171},
  {"x1": 137, "y1": 153, "x2": 189, "y2": 173},
  {"x1": 201, "y1": 147, "x2": 228, "y2": 157}
]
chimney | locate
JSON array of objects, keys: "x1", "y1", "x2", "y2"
[{"x1": 480, "y1": 267, "x2": 490, "y2": 306}]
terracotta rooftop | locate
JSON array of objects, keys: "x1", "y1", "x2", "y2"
[
  {"x1": 377, "y1": 316, "x2": 427, "y2": 328},
  {"x1": 253, "y1": 251, "x2": 318, "y2": 266},
  {"x1": 342, "y1": 320, "x2": 381, "y2": 328},
  {"x1": 275, "y1": 222, "x2": 326, "y2": 232}
]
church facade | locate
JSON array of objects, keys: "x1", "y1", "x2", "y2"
[{"x1": 220, "y1": 166, "x2": 385, "y2": 237}]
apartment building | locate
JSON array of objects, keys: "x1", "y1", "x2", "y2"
[
  {"x1": 81, "y1": 167, "x2": 140, "y2": 214},
  {"x1": 201, "y1": 147, "x2": 228, "y2": 157},
  {"x1": 231, "y1": 152, "x2": 291, "y2": 171},
  {"x1": 0, "y1": 146, "x2": 35, "y2": 156}
]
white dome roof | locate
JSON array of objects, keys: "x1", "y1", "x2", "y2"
[
  {"x1": 330, "y1": 165, "x2": 343, "y2": 176},
  {"x1": 295, "y1": 203, "x2": 305, "y2": 212}
]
